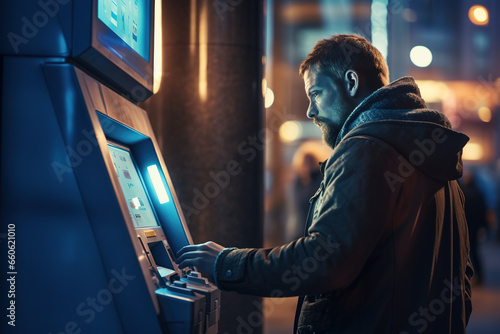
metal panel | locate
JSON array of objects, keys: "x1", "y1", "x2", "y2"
[
  {"x1": 1, "y1": 56, "x2": 125, "y2": 334},
  {"x1": 43, "y1": 62, "x2": 164, "y2": 334}
]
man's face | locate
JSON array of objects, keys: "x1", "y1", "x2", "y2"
[{"x1": 303, "y1": 64, "x2": 356, "y2": 148}]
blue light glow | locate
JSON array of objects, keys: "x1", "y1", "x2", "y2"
[
  {"x1": 147, "y1": 164, "x2": 169, "y2": 204},
  {"x1": 371, "y1": 0, "x2": 389, "y2": 60}
]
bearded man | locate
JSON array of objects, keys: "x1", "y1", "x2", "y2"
[{"x1": 176, "y1": 34, "x2": 473, "y2": 334}]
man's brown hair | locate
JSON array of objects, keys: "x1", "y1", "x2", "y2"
[{"x1": 300, "y1": 34, "x2": 389, "y2": 91}]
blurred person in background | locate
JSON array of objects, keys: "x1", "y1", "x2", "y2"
[
  {"x1": 286, "y1": 140, "x2": 331, "y2": 242},
  {"x1": 176, "y1": 34, "x2": 473, "y2": 334},
  {"x1": 461, "y1": 170, "x2": 489, "y2": 285}
]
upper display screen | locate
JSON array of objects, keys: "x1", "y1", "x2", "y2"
[
  {"x1": 108, "y1": 144, "x2": 159, "y2": 229},
  {"x1": 97, "y1": 0, "x2": 151, "y2": 61}
]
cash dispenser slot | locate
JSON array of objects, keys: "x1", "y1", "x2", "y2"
[{"x1": 148, "y1": 240, "x2": 178, "y2": 280}]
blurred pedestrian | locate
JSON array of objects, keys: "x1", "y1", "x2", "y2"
[
  {"x1": 461, "y1": 170, "x2": 489, "y2": 285},
  {"x1": 286, "y1": 140, "x2": 331, "y2": 242}
]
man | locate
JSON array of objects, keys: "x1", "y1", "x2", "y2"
[{"x1": 176, "y1": 34, "x2": 473, "y2": 333}]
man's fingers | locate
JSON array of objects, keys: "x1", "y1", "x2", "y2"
[
  {"x1": 176, "y1": 241, "x2": 224, "y2": 257},
  {"x1": 174, "y1": 242, "x2": 224, "y2": 277},
  {"x1": 176, "y1": 244, "x2": 203, "y2": 258},
  {"x1": 173, "y1": 242, "x2": 223, "y2": 280},
  {"x1": 175, "y1": 250, "x2": 205, "y2": 264},
  {"x1": 176, "y1": 257, "x2": 202, "y2": 269}
]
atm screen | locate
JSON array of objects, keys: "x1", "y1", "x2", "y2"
[
  {"x1": 108, "y1": 143, "x2": 159, "y2": 228},
  {"x1": 97, "y1": 0, "x2": 151, "y2": 61}
]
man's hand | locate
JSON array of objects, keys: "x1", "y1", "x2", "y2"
[{"x1": 175, "y1": 241, "x2": 225, "y2": 279}]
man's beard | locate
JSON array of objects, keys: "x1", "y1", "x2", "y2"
[{"x1": 315, "y1": 118, "x2": 338, "y2": 149}]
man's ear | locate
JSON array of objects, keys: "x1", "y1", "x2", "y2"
[{"x1": 344, "y1": 70, "x2": 359, "y2": 97}]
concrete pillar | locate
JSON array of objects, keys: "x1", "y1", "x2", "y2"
[{"x1": 142, "y1": 1, "x2": 265, "y2": 333}]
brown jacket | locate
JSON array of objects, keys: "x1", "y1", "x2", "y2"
[{"x1": 215, "y1": 78, "x2": 473, "y2": 333}]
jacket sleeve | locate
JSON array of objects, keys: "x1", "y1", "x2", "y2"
[{"x1": 215, "y1": 136, "x2": 402, "y2": 296}]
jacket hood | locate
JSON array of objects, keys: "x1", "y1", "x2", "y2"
[{"x1": 335, "y1": 77, "x2": 469, "y2": 181}]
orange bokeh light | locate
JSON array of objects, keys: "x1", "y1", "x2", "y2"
[{"x1": 468, "y1": 5, "x2": 489, "y2": 25}]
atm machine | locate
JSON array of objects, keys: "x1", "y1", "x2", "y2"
[{"x1": 1, "y1": 1, "x2": 220, "y2": 333}]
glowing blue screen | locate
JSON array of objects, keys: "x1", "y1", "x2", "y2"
[
  {"x1": 97, "y1": 0, "x2": 151, "y2": 61},
  {"x1": 108, "y1": 144, "x2": 159, "y2": 228}
]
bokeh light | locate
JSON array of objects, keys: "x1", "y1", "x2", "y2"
[
  {"x1": 402, "y1": 8, "x2": 417, "y2": 22},
  {"x1": 265, "y1": 87, "x2": 275, "y2": 108},
  {"x1": 478, "y1": 106, "x2": 492, "y2": 122},
  {"x1": 469, "y1": 5, "x2": 489, "y2": 26},
  {"x1": 279, "y1": 121, "x2": 301, "y2": 143},
  {"x1": 371, "y1": 0, "x2": 389, "y2": 60},
  {"x1": 462, "y1": 142, "x2": 484, "y2": 161},
  {"x1": 416, "y1": 81, "x2": 448, "y2": 103},
  {"x1": 410, "y1": 45, "x2": 433, "y2": 67}
]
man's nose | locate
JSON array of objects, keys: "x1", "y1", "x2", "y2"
[{"x1": 306, "y1": 102, "x2": 317, "y2": 119}]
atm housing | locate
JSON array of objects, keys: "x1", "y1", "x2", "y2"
[{"x1": 0, "y1": 0, "x2": 220, "y2": 333}]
